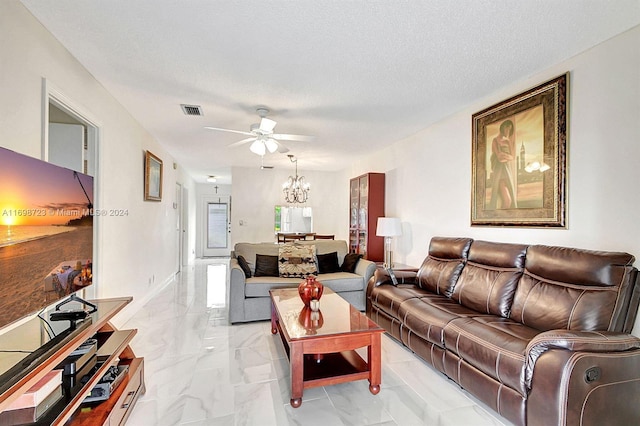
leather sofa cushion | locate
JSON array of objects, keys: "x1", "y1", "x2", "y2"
[
  {"x1": 524, "y1": 244, "x2": 635, "y2": 286},
  {"x1": 452, "y1": 241, "x2": 527, "y2": 317},
  {"x1": 428, "y1": 237, "x2": 473, "y2": 260},
  {"x1": 398, "y1": 296, "x2": 482, "y2": 347},
  {"x1": 369, "y1": 284, "x2": 427, "y2": 318},
  {"x1": 416, "y1": 237, "x2": 472, "y2": 297},
  {"x1": 443, "y1": 316, "x2": 539, "y2": 396},
  {"x1": 512, "y1": 245, "x2": 637, "y2": 332}
]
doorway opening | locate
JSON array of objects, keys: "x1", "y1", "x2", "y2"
[
  {"x1": 201, "y1": 196, "x2": 231, "y2": 257},
  {"x1": 43, "y1": 79, "x2": 100, "y2": 298}
]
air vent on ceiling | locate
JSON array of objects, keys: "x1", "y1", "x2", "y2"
[{"x1": 180, "y1": 104, "x2": 203, "y2": 116}]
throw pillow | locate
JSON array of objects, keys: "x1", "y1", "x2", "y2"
[
  {"x1": 340, "y1": 253, "x2": 363, "y2": 273},
  {"x1": 237, "y1": 255, "x2": 252, "y2": 278},
  {"x1": 317, "y1": 251, "x2": 340, "y2": 274},
  {"x1": 278, "y1": 244, "x2": 318, "y2": 278},
  {"x1": 254, "y1": 254, "x2": 279, "y2": 277}
]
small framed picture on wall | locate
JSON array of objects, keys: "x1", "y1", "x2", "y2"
[{"x1": 144, "y1": 150, "x2": 163, "y2": 201}]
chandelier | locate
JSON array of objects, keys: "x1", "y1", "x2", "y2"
[{"x1": 282, "y1": 155, "x2": 310, "y2": 204}]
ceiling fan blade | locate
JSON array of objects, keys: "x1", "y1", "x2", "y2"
[
  {"x1": 227, "y1": 137, "x2": 256, "y2": 148},
  {"x1": 272, "y1": 133, "x2": 316, "y2": 142},
  {"x1": 204, "y1": 126, "x2": 254, "y2": 136},
  {"x1": 259, "y1": 118, "x2": 277, "y2": 132}
]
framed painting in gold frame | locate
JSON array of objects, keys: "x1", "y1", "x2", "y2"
[
  {"x1": 471, "y1": 73, "x2": 567, "y2": 227},
  {"x1": 144, "y1": 150, "x2": 163, "y2": 201}
]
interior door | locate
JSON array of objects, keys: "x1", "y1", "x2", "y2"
[
  {"x1": 182, "y1": 187, "x2": 189, "y2": 266},
  {"x1": 48, "y1": 123, "x2": 84, "y2": 172},
  {"x1": 202, "y1": 196, "x2": 231, "y2": 257},
  {"x1": 176, "y1": 183, "x2": 183, "y2": 273}
]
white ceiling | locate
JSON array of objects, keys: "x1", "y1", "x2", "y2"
[{"x1": 21, "y1": 0, "x2": 640, "y2": 183}]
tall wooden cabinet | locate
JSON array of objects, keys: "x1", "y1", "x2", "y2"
[{"x1": 349, "y1": 173, "x2": 385, "y2": 261}]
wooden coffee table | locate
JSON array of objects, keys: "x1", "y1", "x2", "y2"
[{"x1": 270, "y1": 287, "x2": 384, "y2": 408}]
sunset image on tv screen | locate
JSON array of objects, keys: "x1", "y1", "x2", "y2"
[{"x1": 0, "y1": 147, "x2": 93, "y2": 329}]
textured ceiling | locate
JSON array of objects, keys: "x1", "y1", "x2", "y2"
[{"x1": 21, "y1": 0, "x2": 640, "y2": 183}]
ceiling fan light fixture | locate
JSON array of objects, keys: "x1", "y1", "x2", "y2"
[
  {"x1": 205, "y1": 107, "x2": 313, "y2": 155},
  {"x1": 249, "y1": 140, "x2": 266, "y2": 156},
  {"x1": 265, "y1": 138, "x2": 278, "y2": 153}
]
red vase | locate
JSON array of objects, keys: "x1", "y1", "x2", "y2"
[{"x1": 298, "y1": 275, "x2": 324, "y2": 307}]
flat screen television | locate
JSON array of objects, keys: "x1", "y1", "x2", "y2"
[{"x1": 0, "y1": 146, "x2": 94, "y2": 331}]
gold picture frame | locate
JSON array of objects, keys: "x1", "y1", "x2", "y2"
[
  {"x1": 144, "y1": 150, "x2": 163, "y2": 201},
  {"x1": 471, "y1": 73, "x2": 567, "y2": 227}
]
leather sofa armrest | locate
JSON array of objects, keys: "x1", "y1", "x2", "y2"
[
  {"x1": 374, "y1": 268, "x2": 419, "y2": 286},
  {"x1": 366, "y1": 268, "x2": 419, "y2": 298},
  {"x1": 524, "y1": 329, "x2": 640, "y2": 389}
]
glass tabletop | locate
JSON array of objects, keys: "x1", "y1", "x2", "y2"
[{"x1": 270, "y1": 288, "x2": 382, "y2": 340}]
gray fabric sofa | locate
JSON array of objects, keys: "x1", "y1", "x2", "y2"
[{"x1": 229, "y1": 240, "x2": 376, "y2": 324}]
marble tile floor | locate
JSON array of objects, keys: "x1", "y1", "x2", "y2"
[{"x1": 123, "y1": 259, "x2": 513, "y2": 426}]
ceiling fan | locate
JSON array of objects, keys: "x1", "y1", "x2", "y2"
[{"x1": 205, "y1": 107, "x2": 315, "y2": 156}]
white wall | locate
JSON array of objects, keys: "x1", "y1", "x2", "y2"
[
  {"x1": 230, "y1": 166, "x2": 348, "y2": 245},
  {"x1": 0, "y1": 1, "x2": 196, "y2": 323},
  {"x1": 350, "y1": 25, "x2": 640, "y2": 335}
]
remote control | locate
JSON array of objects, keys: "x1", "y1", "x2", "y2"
[{"x1": 386, "y1": 267, "x2": 399, "y2": 285}]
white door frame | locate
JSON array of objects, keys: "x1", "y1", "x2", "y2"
[
  {"x1": 182, "y1": 187, "x2": 190, "y2": 266},
  {"x1": 176, "y1": 182, "x2": 183, "y2": 273},
  {"x1": 199, "y1": 195, "x2": 231, "y2": 257},
  {"x1": 42, "y1": 78, "x2": 101, "y2": 299}
]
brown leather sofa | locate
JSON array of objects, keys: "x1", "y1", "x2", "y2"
[{"x1": 367, "y1": 237, "x2": 640, "y2": 425}]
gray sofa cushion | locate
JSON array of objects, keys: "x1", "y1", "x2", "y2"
[
  {"x1": 245, "y1": 272, "x2": 365, "y2": 298},
  {"x1": 234, "y1": 240, "x2": 350, "y2": 273},
  {"x1": 317, "y1": 251, "x2": 340, "y2": 273},
  {"x1": 254, "y1": 254, "x2": 279, "y2": 277},
  {"x1": 237, "y1": 255, "x2": 251, "y2": 278},
  {"x1": 341, "y1": 253, "x2": 363, "y2": 272}
]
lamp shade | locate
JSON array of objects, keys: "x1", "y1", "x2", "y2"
[
  {"x1": 376, "y1": 217, "x2": 402, "y2": 237},
  {"x1": 249, "y1": 140, "x2": 266, "y2": 156}
]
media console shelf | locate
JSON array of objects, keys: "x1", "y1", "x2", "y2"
[{"x1": 0, "y1": 297, "x2": 144, "y2": 425}]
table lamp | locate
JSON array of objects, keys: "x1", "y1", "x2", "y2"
[{"x1": 376, "y1": 217, "x2": 402, "y2": 268}]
